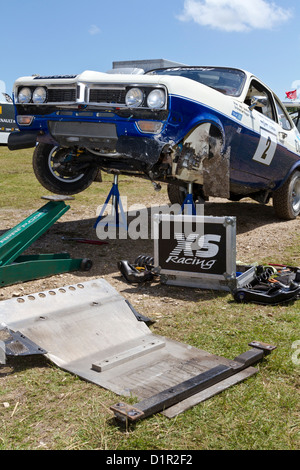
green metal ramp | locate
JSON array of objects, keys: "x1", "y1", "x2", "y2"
[{"x1": 0, "y1": 196, "x2": 92, "y2": 287}]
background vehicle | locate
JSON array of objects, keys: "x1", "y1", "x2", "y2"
[{"x1": 0, "y1": 81, "x2": 17, "y2": 145}]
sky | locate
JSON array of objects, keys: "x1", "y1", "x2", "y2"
[{"x1": 1, "y1": 0, "x2": 300, "y2": 101}]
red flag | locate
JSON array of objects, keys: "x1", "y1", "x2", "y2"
[{"x1": 285, "y1": 90, "x2": 297, "y2": 100}]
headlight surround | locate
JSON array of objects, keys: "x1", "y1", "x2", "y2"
[
  {"x1": 32, "y1": 87, "x2": 47, "y2": 103},
  {"x1": 125, "y1": 88, "x2": 144, "y2": 108},
  {"x1": 147, "y1": 89, "x2": 166, "y2": 109},
  {"x1": 18, "y1": 87, "x2": 32, "y2": 104}
]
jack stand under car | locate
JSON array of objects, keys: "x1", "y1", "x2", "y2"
[
  {"x1": 94, "y1": 174, "x2": 127, "y2": 230},
  {"x1": 0, "y1": 195, "x2": 92, "y2": 287}
]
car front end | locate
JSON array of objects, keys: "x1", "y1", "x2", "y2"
[
  {"x1": 9, "y1": 69, "x2": 238, "y2": 199},
  {"x1": 9, "y1": 71, "x2": 171, "y2": 165}
]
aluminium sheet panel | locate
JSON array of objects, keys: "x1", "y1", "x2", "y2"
[{"x1": 0, "y1": 279, "x2": 256, "y2": 412}]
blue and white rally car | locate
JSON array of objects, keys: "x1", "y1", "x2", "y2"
[{"x1": 8, "y1": 66, "x2": 300, "y2": 219}]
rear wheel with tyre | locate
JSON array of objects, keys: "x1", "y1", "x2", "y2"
[
  {"x1": 32, "y1": 144, "x2": 99, "y2": 195},
  {"x1": 273, "y1": 171, "x2": 300, "y2": 220}
]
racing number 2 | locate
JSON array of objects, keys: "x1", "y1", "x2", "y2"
[{"x1": 253, "y1": 128, "x2": 277, "y2": 166}]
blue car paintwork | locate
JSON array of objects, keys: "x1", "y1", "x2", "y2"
[
  {"x1": 8, "y1": 66, "x2": 300, "y2": 220},
  {"x1": 15, "y1": 93, "x2": 300, "y2": 192}
]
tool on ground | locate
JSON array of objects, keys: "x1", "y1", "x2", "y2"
[
  {"x1": 233, "y1": 264, "x2": 300, "y2": 305},
  {"x1": 61, "y1": 237, "x2": 108, "y2": 246},
  {"x1": 0, "y1": 196, "x2": 92, "y2": 287},
  {"x1": 119, "y1": 252, "x2": 300, "y2": 306},
  {"x1": 118, "y1": 256, "x2": 155, "y2": 284}
]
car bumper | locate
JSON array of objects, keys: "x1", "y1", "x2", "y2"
[
  {"x1": 7, "y1": 127, "x2": 167, "y2": 169},
  {"x1": 8, "y1": 130, "x2": 39, "y2": 150}
]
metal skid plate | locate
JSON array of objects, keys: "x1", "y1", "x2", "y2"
[{"x1": 0, "y1": 279, "x2": 260, "y2": 417}]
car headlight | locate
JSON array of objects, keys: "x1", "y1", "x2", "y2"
[
  {"x1": 18, "y1": 87, "x2": 32, "y2": 104},
  {"x1": 125, "y1": 88, "x2": 144, "y2": 108},
  {"x1": 32, "y1": 87, "x2": 47, "y2": 103},
  {"x1": 147, "y1": 89, "x2": 166, "y2": 109}
]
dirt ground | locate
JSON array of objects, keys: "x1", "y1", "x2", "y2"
[{"x1": 0, "y1": 195, "x2": 299, "y2": 316}]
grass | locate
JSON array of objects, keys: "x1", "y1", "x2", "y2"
[
  {"x1": 0, "y1": 145, "x2": 299, "y2": 451},
  {"x1": 0, "y1": 146, "x2": 166, "y2": 211}
]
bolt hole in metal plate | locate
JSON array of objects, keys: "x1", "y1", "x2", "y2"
[{"x1": 0, "y1": 279, "x2": 258, "y2": 416}]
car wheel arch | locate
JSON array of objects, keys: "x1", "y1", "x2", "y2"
[
  {"x1": 273, "y1": 161, "x2": 300, "y2": 192},
  {"x1": 273, "y1": 169, "x2": 300, "y2": 219},
  {"x1": 173, "y1": 119, "x2": 230, "y2": 199},
  {"x1": 181, "y1": 119, "x2": 225, "y2": 156}
]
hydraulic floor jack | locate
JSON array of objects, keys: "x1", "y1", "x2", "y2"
[{"x1": 0, "y1": 196, "x2": 92, "y2": 287}]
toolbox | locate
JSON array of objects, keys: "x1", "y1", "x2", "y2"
[{"x1": 153, "y1": 214, "x2": 256, "y2": 291}]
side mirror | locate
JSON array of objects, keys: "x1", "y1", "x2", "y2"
[{"x1": 249, "y1": 96, "x2": 268, "y2": 111}]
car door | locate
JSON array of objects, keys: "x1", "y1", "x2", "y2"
[
  {"x1": 246, "y1": 79, "x2": 279, "y2": 172},
  {"x1": 229, "y1": 78, "x2": 278, "y2": 186},
  {"x1": 273, "y1": 96, "x2": 300, "y2": 155},
  {"x1": 267, "y1": 96, "x2": 300, "y2": 185},
  {"x1": 241, "y1": 79, "x2": 299, "y2": 184}
]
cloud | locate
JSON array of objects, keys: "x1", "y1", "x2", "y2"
[
  {"x1": 178, "y1": 0, "x2": 292, "y2": 32},
  {"x1": 89, "y1": 24, "x2": 101, "y2": 35}
]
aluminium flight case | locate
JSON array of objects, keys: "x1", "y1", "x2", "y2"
[{"x1": 153, "y1": 214, "x2": 255, "y2": 291}]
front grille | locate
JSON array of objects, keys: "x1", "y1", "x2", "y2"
[
  {"x1": 48, "y1": 121, "x2": 118, "y2": 148},
  {"x1": 89, "y1": 89, "x2": 126, "y2": 105},
  {"x1": 47, "y1": 88, "x2": 76, "y2": 102},
  {"x1": 49, "y1": 121, "x2": 117, "y2": 138}
]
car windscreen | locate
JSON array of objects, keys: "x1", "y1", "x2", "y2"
[{"x1": 147, "y1": 67, "x2": 246, "y2": 97}]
